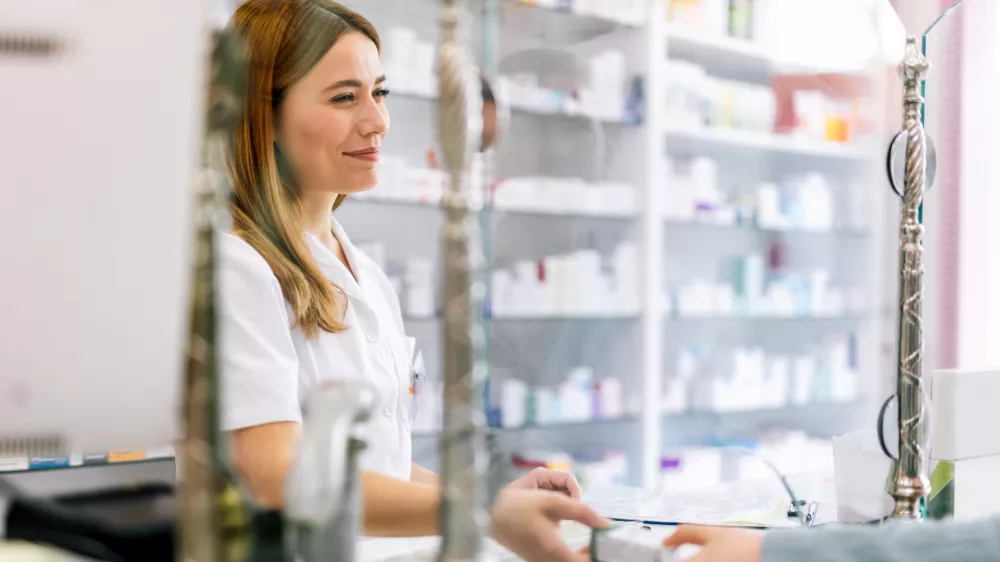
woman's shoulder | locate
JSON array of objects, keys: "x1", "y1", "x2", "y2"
[{"x1": 219, "y1": 232, "x2": 280, "y2": 285}]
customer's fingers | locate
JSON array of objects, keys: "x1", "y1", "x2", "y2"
[
  {"x1": 544, "y1": 494, "x2": 611, "y2": 529},
  {"x1": 532, "y1": 468, "x2": 583, "y2": 499},
  {"x1": 561, "y1": 474, "x2": 583, "y2": 499}
]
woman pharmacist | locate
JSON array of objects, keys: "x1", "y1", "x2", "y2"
[{"x1": 219, "y1": 1, "x2": 607, "y2": 560}]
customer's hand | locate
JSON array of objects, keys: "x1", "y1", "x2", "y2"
[
  {"x1": 506, "y1": 467, "x2": 582, "y2": 499},
  {"x1": 663, "y1": 525, "x2": 763, "y2": 562},
  {"x1": 491, "y1": 488, "x2": 609, "y2": 562}
]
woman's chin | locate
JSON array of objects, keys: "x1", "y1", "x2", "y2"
[{"x1": 336, "y1": 178, "x2": 379, "y2": 195}]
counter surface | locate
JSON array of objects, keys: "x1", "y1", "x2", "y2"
[
  {"x1": 361, "y1": 472, "x2": 838, "y2": 561},
  {"x1": 0, "y1": 472, "x2": 837, "y2": 561}
]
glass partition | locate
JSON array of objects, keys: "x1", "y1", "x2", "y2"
[
  {"x1": 481, "y1": 2, "x2": 646, "y2": 491},
  {"x1": 333, "y1": 0, "x2": 894, "y2": 498},
  {"x1": 0, "y1": 0, "x2": 990, "y2": 545},
  {"x1": 658, "y1": 0, "x2": 888, "y2": 496},
  {"x1": 915, "y1": 0, "x2": 979, "y2": 520}
]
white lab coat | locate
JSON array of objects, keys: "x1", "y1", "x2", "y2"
[{"x1": 219, "y1": 218, "x2": 414, "y2": 481}]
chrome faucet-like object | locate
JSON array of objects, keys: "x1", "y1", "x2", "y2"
[
  {"x1": 436, "y1": 0, "x2": 489, "y2": 559},
  {"x1": 177, "y1": 28, "x2": 252, "y2": 562},
  {"x1": 882, "y1": 37, "x2": 932, "y2": 522},
  {"x1": 284, "y1": 383, "x2": 375, "y2": 562}
]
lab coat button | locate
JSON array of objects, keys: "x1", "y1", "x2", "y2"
[
  {"x1": 366, "y1": 330, "x2": 378, "y2": 343},
  {"x1": 384, "y1": 406, "x2": 394, "y2": 417}
]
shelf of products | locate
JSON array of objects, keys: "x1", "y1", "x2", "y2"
[
  {"x1": 655, "y1": 0, "x2": 883, "y2": 491},
  {"x1": 392, "y1": 85, "x2": 640, "y2": 126},
  {"x1": 505, "y1": 0, "x2": 645, "y2": 28},
  {"x1": 665, "y1": 124, "x2": 872, "y2": 159},
  {"x1": 412, "y1": 415, "x2": 639, "y2": 440},
  {"x1": 663, "y1": 218, "x2": 871, "y2": 238},
  {"x1": 665, "y1": 313, "x2": 870, "y2": 322},
  {"x1": 349, "y1": 174, "x2": 639, "y2": 220},
  {"x1": 412, "y1": 401, "x2": 861, "y2": 440},
  {"x1": 404, "y1": 315, "x2": 640, "y2": 323},
  {"x1": 332, "y1": 0, "x2": 888, "y2": 489},
  {"x1": 350, "y1": 196, "x2": 636, "y2": 221},
  {"x1": 665, "y1": 27, "x2": 771, "y2": 65}
]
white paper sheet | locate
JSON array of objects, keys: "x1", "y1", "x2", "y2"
[{"x1": 584, "y1": 480, "x2": 801, "y2": 528}]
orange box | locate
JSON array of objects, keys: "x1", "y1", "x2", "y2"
[{"x1": 108, "y1": 450, "x2": 146, "y2": 463}]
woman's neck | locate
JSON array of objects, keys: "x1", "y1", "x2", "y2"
[
  {"x1": 299, "y1": 192, "x2": 339, "y2": 246},
  {"x1": 299, "y1": 191, "x2": 357, "y2": 281}
]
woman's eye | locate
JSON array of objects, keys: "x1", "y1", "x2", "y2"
[
  {"x1": 374, "y1": 88, "x2": 391, "y2": 99},
  {"x1": 330, "y1": 93, "x2": 356, "y2": 104}
]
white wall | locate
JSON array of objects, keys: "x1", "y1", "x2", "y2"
[{"x1": 955, "y1": 0, "x2": 1000, "y2": 369}]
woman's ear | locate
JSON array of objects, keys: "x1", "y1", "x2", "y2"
[
  {"x1": 273, "y1": 140, "x2": 296, "y2": 187},
  {"x1": 272, "y1": 115, "x2": 283, "y2": 149}
]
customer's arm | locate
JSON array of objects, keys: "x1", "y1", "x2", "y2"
[
  {"x1": 762, "y1": 517, "x2": 1000, "y2": 562},
  {"x1": 230, "y1": 421, "x2": 441, "y2": 537},
  {"x1": 665, "y1": 517, "x2": 1000, "y2": 562}
]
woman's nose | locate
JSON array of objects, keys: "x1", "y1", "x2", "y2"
[{"x1": 357, "y1": 96, "x2": 389, "y2": 137}]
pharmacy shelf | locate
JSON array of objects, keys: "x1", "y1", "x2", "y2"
[
  {"x1": 340, "y1": 0, "x2": 887, "y2": 490},
  {"x1": 348, "y1": 197, "x2": 637, "y2": 222},
  {"x1": 496, "y1": 0, "x2": 643, "y2": 54},
  {"x1": 411, "y1": 402, "x2": 864, "y2": 447},
  {"x1": 666, "y1": 29, "x2": 771, "y2": 68},
  {"x1": 392, "y1": 86, "x2": 640, "y2": 126},
  {"x1": 661, "y1": 401, "x2": 867, "y2": 448},
  {"x1": 665, "y1": 124, "x2": 873, "y2": 160},
  {"x1": 664, "y1": 28, "x2": 857, "y2": 76},
  {"x1": 663, "y1": 218, "x2": 871, "y2": 238},
  {"x1": 412, "y1": 415, "x2": 639, "y2": 441},
  {"x1": 404, "y1": 314, "x2": 640, "y2": 323},
  {"x1": 665, "y1": 313, "x2": 870, "y2": 323},
  {"x1": 504, "y1": 0, "x2": 642, "y2": 29},
  {"x1": 412, "y1": 417, "x2": 645, "y2": 485}
]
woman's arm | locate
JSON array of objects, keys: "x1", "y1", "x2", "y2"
[
  {"x1": 229, "y1": 421, "x2": 441, "y2": 536},
  {"x1": 411, "y1": 462, "x2": 440, "y2": 486}
]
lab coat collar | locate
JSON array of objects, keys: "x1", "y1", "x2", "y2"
[{"x1": 305, "y1": 217, "x2": 366, "y2": 302}]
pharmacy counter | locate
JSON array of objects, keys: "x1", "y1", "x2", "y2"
[
  {"x1": 360, "y1": 473, "x2": 838, "y2": 561},
  {"x1": 0, "y1": 472, "x2": 836, "y2": 561}
]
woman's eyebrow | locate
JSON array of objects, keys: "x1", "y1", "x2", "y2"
[{"x1": 323, "y1": 75, "x2": 386, "y2": 92}]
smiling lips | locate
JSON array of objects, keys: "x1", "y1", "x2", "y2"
[{"x1": 344, "y1": 147, "x2": 380, "y2": 162}]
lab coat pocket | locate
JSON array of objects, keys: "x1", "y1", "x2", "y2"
[{"x1": 405, "y1": 337, "x2": 426, "y2": 426}]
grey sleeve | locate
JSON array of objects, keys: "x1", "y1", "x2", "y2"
[{"x1": 762, "y1": 517, "x2": 1000, "y2": 562}]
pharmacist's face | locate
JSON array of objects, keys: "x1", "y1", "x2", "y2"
[{"x1": 275, "y1": 32, "x2": 390, "y2": 196}]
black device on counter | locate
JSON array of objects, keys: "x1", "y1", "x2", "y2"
[{"x1": 4, "y1": 482, "x2": 290, "y2": 562}]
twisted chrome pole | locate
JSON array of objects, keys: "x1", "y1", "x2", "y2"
[
  {"x1": 436, "y1": 0, "x2": 488, "y2": 560},
  {"x1": 887, "y1": 37, "x2": 931, "y2": 522},
  {"x1": 178, "y1": 30, "x2": 250, "y2": 562}
]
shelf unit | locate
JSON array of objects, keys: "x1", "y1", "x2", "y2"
[
  {"x1": 664, "y1": 124, "x2": 873, "y2": 159},
  {"x1": 657, "y1": 4, "x2": 885, "y2": 489},
  {"x1": 335, "y1": 0, "x2": 886, "y2": 488}
]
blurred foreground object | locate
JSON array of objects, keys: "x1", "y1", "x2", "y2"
[
  {"x1": 283, "y1": 383, "x2": 374, "y2": 562},
  {"x1": 435, "y1": 0, "x2": 490, "y2": 559},
  {"x1": 0, "y1": 2, "x2": 257, "y2": 560},
  {"x1": 0, "y1": 0, "x2": 201, "y2": 471},
  {"x1": 178, "y1": 25, "x2": 251, "y2": 562}
]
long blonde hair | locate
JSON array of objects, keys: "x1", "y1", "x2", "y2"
[{"x1": 228, "y1": 0, "x2": 380, "y2": 338}]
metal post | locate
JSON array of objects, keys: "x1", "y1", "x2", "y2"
[
  {"x1": 435, "y1": 0, "x2": 488, "y2": 560},
  {"x1": 177, "y1": 30, "x2": 250, "y2": 562},
  {"x1": 887, "y1": 36, "x2": 931, "y2": 522}
]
